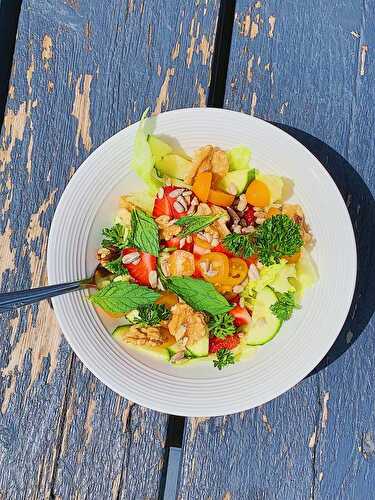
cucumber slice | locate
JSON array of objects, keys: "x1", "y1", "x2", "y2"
[
  {"x1": 217, "y1": 170, "x2": 249, "y2": 195},
  {"x1": 112, "y1": 326, "x2": 170, "y2": 361},
  {"x1": 168, "y1": 335, "x2": 209, "y2": 359},
  {"x1": 244, "y1": 287, "x2": 281, "y2": 346},
  {"x1": 155, "y1": 154, "x2": 195, "y2": 183}
]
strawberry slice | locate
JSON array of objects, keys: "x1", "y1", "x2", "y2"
[
  {"x1": 209, "y1": 334, "x2": 240, "y2": 353},
  {"x1": 243, "y1": 205, "x2": 255, "y2": 225},
  {"x1": 229, "y1": 305, "x2": 252, "y2": 326},
  {"x1": 211, "y1": 242, "x2": 234, "y2": 258},
  {"x1": 152, "y1": 186, "x2": 188, "y2": 219},
  {"x1": 192, "y1": 255, "x2": 202, "y2": 277},
  {"x1": 122, "y1": 247, "x2": 157, "y2": 286},
  {"x1": 163, "y1": 237, "x2": 193, "y2": 253}
]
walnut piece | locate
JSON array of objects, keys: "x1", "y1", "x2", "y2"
[
  {"x1": 196, "y1": 203, "x2": 230, "y2": 239},
  {"x1": 211, "y1": 149, "x2": 229, "y2": 180},
  {"x1": 282, "y1": 204, "x2": 313, "y2": 245},
  {"x1": 155, "y1": 215, "x2": 182, "y2": 241},
  {"x1": 192, "y1": 145, "x2": 229, "y2": 182},
  {"x1": 124, "y1": 325, "x2": 166, "y2": 347},
  {"x1": 168, "y1": 303, "x2": 207, "y2": 347}
]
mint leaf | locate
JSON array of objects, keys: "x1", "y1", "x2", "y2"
[
  {"x1": 164, "y1": 276, "x2": 232, "y2": 315},
  {"x1": 130, "y1": 208, "x2": 159, "y2": 256},
  {"x1": 89, "y1": 281, "x2": 160, "y2": 313},
  {"x1": 175, "y1": 214, "x2": 221, "y2": 238}
]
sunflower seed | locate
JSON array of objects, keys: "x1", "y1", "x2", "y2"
[
  {"x1": 148, "y1": 270, "x2": 158, "y2": 288},
  {"x1": 198, "y1": 231, "x2": 211, "y2": 242},
  {"x1": 237, "y1": 194, "x2": 248, "y2": 212},
  {"x1": 232, "y1": 224, "x2": 242, "y2": 234},
  {"x1": 241, "y1": 226, "x2": 254, "y2": 234},
  {"x1": 157, "y1": 187, "x2": 164, "y2": 199},
  {"x1": 239, "y1": 297, "x2": 245, "y2": 308},
  {"x1": 233, "y1": 284, "x2": 245, "y2": 294},
  {"x1": 248, "y1": 263, "x2": 259, "y2": 280},
  {"x1": 122, "y1": 251, "x2": 140, "y2": 264},
  {"x1": 170, "y1": 351, "x2": 186, "y2": 363},
  {"x1": 184, "y1": 190, "x2": 192, "y2": 196},
  {"x1": 173, "y1": 201, "x2": 186, "y2": 213},
  {"x1": 157, "y1": 278, "x2": 165, "y2": 291},
  {"x1": 255, "y1": 217, "x2": 266, "y2": 225},
  {"x1": 211, "y1": 237, "x2": 219, "y2": 247},
  {"x1": 191, "y1": 196, "x2": 199, "y2": 206},
  {"x1": 177, "y1": 195, "x2": 188, "y2": 210},
  {"x1": 179, "y1": 238, "x2": 186, "y2": 248},
  {"x1": 169, "y1": 188, "x2": 185, "y2": 198},
  {"x1": 227, "y1": 207, "x2": 240, "y2": 222},
  {"x1": 167, "y1": 218, "x2": 177, "y2": 226},
  {"x1": 187, "y1": 205, "x2": 196, "y2": 215},
  {"x1": 186, "y1": 235, "x2": 193, "y2": 243}
]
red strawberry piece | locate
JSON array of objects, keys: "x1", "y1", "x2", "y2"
[
  {"x1": 164, "y1": 237, "x2": 193, "y2": 252},
  {"x1": 122, "y1": 247, "x2": 157, "y2": 286},
  {"x1": 209, "y1": 334, "x2": 240, "y2": 353},
  {"x1": 192, "y1": 255, "x2": 202, "y2": 277},
  {"x1": 243, "y1": 205, "x2": 255, "y2": 225},
  {"x1": 229, "y1": 305, "x2": 252, "y2": 326},
  {"x1": 211, "y1": 242, "x2": 234, "y2": 258},
  {"x1": 152, "y1": 186, "x2": 188, "y2": 219}
]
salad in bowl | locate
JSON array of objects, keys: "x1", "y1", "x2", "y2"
[{"x1": 89, "y1": 112, "x2": 318, "y2": 370}]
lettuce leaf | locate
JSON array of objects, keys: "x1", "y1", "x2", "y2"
[
  {"x1": 293, "y1": 248, "x2": 318, "y2": 300},
  {"x1": 242, "y1": 261, "x2": 296, "y2": 303},
  {"x1": 130, "y1": 109, "x2": 162, "y2": 194}
]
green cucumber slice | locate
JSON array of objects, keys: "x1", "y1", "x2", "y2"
[
  {"x1": 168, "y1": 335, "x2": 209, "y2": 359},
  {"x1": 244, "y1": 287, "x2": 282, "y2": 346}
]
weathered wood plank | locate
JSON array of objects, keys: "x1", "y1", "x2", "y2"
[
  {"x1": 179, "y1": 1, "x2": 375, "y2": 499},
  {"x1": 0, "y1": 0, "x2": 219, "y2": 497}
]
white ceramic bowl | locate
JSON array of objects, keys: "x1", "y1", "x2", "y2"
[{"x1": 47, "y1": 108, "x2": 356, "y2": 416}]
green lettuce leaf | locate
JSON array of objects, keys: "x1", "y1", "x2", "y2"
[{"x1": 227, "y1": 145, "x2": 252, "y2": 171}]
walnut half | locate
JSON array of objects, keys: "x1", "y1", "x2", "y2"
[{"x1": 124, "y1": 325, "x2": 166, "y2": 347}]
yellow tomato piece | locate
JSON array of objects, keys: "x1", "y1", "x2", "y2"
[
  {"x1": 207, "y1": 189, "x2": 235, "y2": 207},
  {"x1": 199, "y1": 252, "x2": 230, "y2": 283},
  {"x1": 168, "y1": 250, "x2": 195, "y2": 276},
  {"x1": 245, "y1": 180, "x2": 270, "y2": 208},
  {"x1": 223, "y1": 257, "x2": 248, "y2": 286},
  {"x1": 192, "y1": 171, "x2": 212, "y2": 202}
]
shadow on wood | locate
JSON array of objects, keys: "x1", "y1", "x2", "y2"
[
  {"x1": 274, "y1": 123, "x2": 375, "y2": 375},
  {"x1": 0, "y1": 0, "x2": 22, "y2": 124}
]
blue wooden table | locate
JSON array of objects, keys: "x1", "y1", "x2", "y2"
[{"x1": 0, "y1": 1, "x2": 374, "y2": 498}]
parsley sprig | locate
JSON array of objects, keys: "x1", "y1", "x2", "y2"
[
  {"x1": 136, "y1": 303, "x2": 171, "y2": 326},
  {"x1": 101, "y1": 223, "x2": 127, "y2": 249},
  {"x1": 270, "y1": 291, "x2": 299, "y2": 321},
  {"x1": 213, "y1": 348, "x2": 236, "y2": 370},
  {"x1": 208, "y1": 313, "x2": 237, "y2": 339},
  {"x1": 223, "y1": 233, "x2": 255, "y2": 259},
  {"x1": 103, "y1": 256, "x2": 128, "y2": 276}
]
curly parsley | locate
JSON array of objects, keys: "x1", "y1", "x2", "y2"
[
  {"x1": 101, "y1": 223, "x2": 127, "y2": 249},
  {"x1": 136, "y1": 303, "x2": 171, "y2": 326},
  {"x1": 223, "y1": 233, "x2": 255, "y2": 259},
  {"x1": 270, "y1": 291, "x2": 298, "y2": 321},
  {"x1": 213, "y1": 348, "x2": 236, "y2": 370},
  {"x1": 103, "y1": 256, "x2": 128, "y2": 276},
  {"x1": 208, "y1": 313, "x2": 237, "y2": 339}
]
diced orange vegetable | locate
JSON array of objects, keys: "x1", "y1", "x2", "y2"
[
  {"x1": 160, "y1": 327, "x2": 177, "y2": 347},
  {"x1": 267, "y1": 206, "x2": 281, "y2": 218},
  {"x1": 245, "y1": 180, "x2": 270, "y2": 208},
  {"x1": 285, "y1": 252, "x2": 301, "y2": 264},
  {"x1": 192, "y1": 171, "x2": 212, "y2": 202},
  {"x1": 156, "y1": 292, "x2": 179, "y2": 308},
  {"x1": 207, "y1": 189, "x2": 235, "y2": 207}
]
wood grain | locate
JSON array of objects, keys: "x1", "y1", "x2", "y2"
[
  {"x1": 179, "y1": 1, "x2": 375, "y2": 499},
  {"x1": 0, "y1": 0, "x2": 219, "y2": 497}
]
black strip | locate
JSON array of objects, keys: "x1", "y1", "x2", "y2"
[
  {"x1": 0, "y1": 0, "x2": 23, "y2": 125},
  {"x1": 158, "y1": 415, "x2": 185, "y2": 499},
  {"x1": 207, "y1": 0, "x2": 236, "y2": 107}
]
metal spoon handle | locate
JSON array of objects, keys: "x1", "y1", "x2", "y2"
[{"x1": 0, "y1": 281, "x2": 82, "y2": 312}]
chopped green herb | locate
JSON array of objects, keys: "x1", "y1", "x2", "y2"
[
  {"x1": 175, "y1": 214, "x2": 221, "y2": 238},
  {"x1": 223, "y1": 233, "x2": 255, "y2": 259},
  {"x1": 256, "y1": 214, "x2": 303, "y2": 266},
  {"x1": 270, "y1": 291, "x2": 298, "y2": 321},
  {"x1": 213, "y1": 348, "x2": 236, "y2": 370},
  {"x1": 136, "y1": 303, "x2": 171, "y2": 326},
  {"x1": 208, "y1": 313, "x2": 236, "y2": 339},
  {"x1": 101, "y1": 223, "x2": 127, "y2": 249},
  {"x1": 103, "y1": 256, "x2": 128, "y2": 276}
]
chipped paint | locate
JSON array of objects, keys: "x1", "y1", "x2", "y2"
[
  {"x1": 187, "y1": 18, "x2": 200, "y2": 67},
  {"x1": 154, "y1": 68, "x2": 175, "y2": 114},
  {"x1": 242, "y1": 15, "x2": 251, "y2": 37},
  {"x1": 71, "y1": 74, "x2": 93, "y2": 154},
  {"x1": 250, "y1": 91, "x2": 257, "y2": 115},
  {"x1": 157, "y1": 64, "x2": 162, "y2": 76},
  {"x1": 84, "y1": 398, "x2": 97, "y2": 446},
  {"x1": 346, "y1": 330, "x2": 353, "y2": 344},
  {"x1": 247, "y1": 55, "x2": 254, "y2": 82},
  {"x1": 321, "y1": 392, "x2": 330, "y2": 428},
  {"x1": 361, "y1": 431, "x2": 375, "y2": 458},
  {"x1": 8, "y1": 85, "x2": 15, "y2": 99},
  {"x1": 319, "y1": 472, "x2": 323, "y2": 481},
  {"x1": 122, "y1": 400, "x2": 134, "y2": 432},
  {"x1": 26, "y1": 53, "x2": 35, "y2": 95},
  {"x1": 280, "y1": 101, "x2": 288, "y2": 115},
  {"x1": 42, "y1": 35, "x2": 53, "y2": 70},
  {"x1": 268, "y1": 16, "x2": 276, "y2": 38},
  {"x1": 47, "y1": 81, "x2": 54, "y2": 93},
  {"x1": 261, "y1": 413, "x2": 272, "y2": 432},
  {"x1": 189, "y1": 416, "x2": 209, "y2": 440},
  {"x1": 67, "y1": 70, "x2": 73, "y2": 86},
  {"x1": 308, "y1": 429, "x2": 317, "y2": 448},
  {"x1": 0, "y1": 221, "x2": 15, "y2": 278},
  {"x1": 359, "y1": 44, "x2": 368, "y2": 76},
  {"x1": 61, "y1": 386, "x2": 77, "y2": 456},
  {"x1": 1, "y1": 373, "x2": 16, "y2": 414},
  {"x1": 223, "y1": 493, "x2": 231, "y2": 500},
  {"x1": 255, "y1": 1, "x2": 262, "y2": 7},
  {"x1": 265, "y1": 62, "x2": 270, "y2": 71},
  {"x1": 199, "y1": 35, "x2": 211, "y2": 65},
  {"x1": 0, "y1": 102, "x2": 28, "y2": 168},
  {"x1": 351, "y1": 31, "x2": 360, "y2": 39},
  {"x1": 26, "y1": 134, "x2": 34, "y2": 175},
  {"x1": 196, "y1": 82, "x2": 206, "y2": 107},
  {"x1": 171, "y1": 41, "x2": 180, "y2": 60},
  {"x1": 111, "y1": 472, "x2": 122, "y2": 499},
  {"x1": 250, "y1": 14, "x2": 261, "y2": 39}
]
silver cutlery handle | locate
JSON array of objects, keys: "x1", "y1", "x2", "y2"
[{"x1": 0, "y1": 281, "x2": 82, "y2": 312}]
